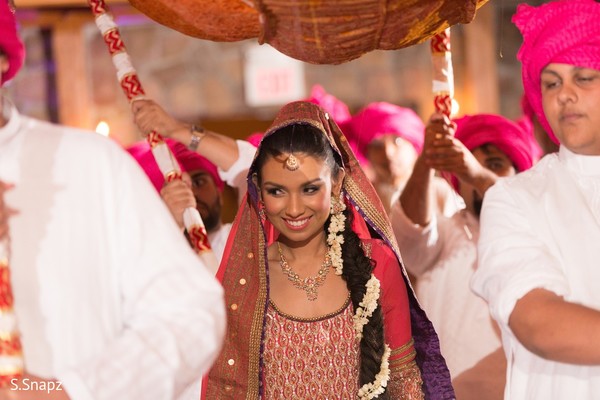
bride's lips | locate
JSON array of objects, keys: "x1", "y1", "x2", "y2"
[{"x1": 283, "y1": 217, "x2": 311, "y2": 230}]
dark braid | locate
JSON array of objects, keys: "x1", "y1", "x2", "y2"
[
  {"x1": 332, "y1": 209, "x2": 389, "y2": 399},
  {"x1": 256, "y1": 124, "x2": 388, "y2": 397}
]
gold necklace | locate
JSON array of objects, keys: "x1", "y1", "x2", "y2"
[{"x1": 276, "y1": 242, "x2": 331, "y2": 301}]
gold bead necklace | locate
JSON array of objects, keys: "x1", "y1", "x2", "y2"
[{"x1": 276, "y1": 241, "x2": 331, "y2": 301}]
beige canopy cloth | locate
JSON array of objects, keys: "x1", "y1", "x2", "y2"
[{"x1": 128, "y1": 0, "x2": 489, "y2": 64}]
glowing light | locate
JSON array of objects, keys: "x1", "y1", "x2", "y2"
[
  {"x1": 451, "y1": 99, "x2": 460, "y2": 117},
  {"x1": 95, "y1": 121, "x2": 110, "y2": 137}
]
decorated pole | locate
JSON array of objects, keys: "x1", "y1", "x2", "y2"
[
  {"x1": 88, "y1": 0, "x2": 219, "y2": 274},
  {"x1": 430, "y1": 28, "x2": 455, "y2": 118},
  {"x1": 0, "y1": 192, "x2": 23, "y2": 387}
]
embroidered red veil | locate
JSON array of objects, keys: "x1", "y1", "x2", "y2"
[{"x1": 203, "y1": 101, "x2": 454, "y2": 399}]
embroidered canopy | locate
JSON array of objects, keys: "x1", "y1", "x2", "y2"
[{"x1": 127, "y1": 0, "x2": 490, "y2": 64}]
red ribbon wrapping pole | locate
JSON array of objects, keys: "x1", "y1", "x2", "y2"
[
  {"x1": 430, "y1": 28, "x2": 455, "y2": 118},
  {"x1": 88, "y1": 0, "x2": 219, "y2": 274}
]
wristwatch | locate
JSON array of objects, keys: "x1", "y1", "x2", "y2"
[{"x1": 188, "y1": 124, "x2": 206, "y2": 151}]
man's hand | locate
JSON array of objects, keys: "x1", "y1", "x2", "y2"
[
  {"x1": 131, "y1": 99, "x2": 189, "y2": 142},
  {"x1": 0, "y1": 373, "x2": 69, "y2": 400},
  {"x1": 160, "y1": 174, "x2": 196, "y2": 229},
  {"x1": 422, "y1": 114, "x2": 494, "y2": 194}
]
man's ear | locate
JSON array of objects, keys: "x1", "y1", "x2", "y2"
[
  {"x1": 0, "y1": 55, "x2": 9, "y2": 77},
  {"x1": 332, "y1": 168, "x2": 345, "y2": 197}
]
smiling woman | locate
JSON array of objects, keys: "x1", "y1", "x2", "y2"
[{"x1": 204, "y1": 101, "x2": 454, "y2": 400}]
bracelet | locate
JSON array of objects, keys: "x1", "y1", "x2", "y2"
[{"x1": 188, "y1": 124, "x2": 206, "y2": 151}]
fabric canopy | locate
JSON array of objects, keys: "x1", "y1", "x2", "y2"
[{"x1": 128, "y1": 0, "x2": 490, "y2": 64}]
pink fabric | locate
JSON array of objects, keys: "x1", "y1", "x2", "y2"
[
  {"x1": 514, "y1": 0, "x2": 600, "y2": 145},
  {"x1": 126, "y1": 138, "x2": 224, "y2": 192},
  {"x1": 451, "y1": 113, "x2": 535, "y2": 191},
  {"x1": 305, "y1": 85, "x2": 366, "y2": 164},
  {"x1": 0, "y1": 1, "x2": 25, "y2": 85},
  {"x1": 346, "y1": 102, "x2": 425, "y2": 163},
  {"x1": 245, "y1": 132, "x2": 263, "y2": 147},
  {"x1": 305, "y1": 84, "x2": 351, "y2": 124}
]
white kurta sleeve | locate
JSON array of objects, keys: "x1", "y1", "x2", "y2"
[
  {"x1": 55, "y1": 146, "x2": 226, "y2": 400},
  {"x1": 218, "y1": 140, "x2": 256, "y2": 204},
  {"x1": 390, "y1": 199, "x2": 444, "y2": 277},
  {"x1": 472, "y1": 180, "x2": 570, "y2": 332}
]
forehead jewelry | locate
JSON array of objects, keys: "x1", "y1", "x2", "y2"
[
  {"x1": 285, "y1": 154, "x2": 300, "y2": 171},
  {"x1": 285, "y1": 125, "x2": 300, "y2": 171}
]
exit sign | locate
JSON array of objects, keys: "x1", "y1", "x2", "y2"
[{"x1": 243, "y1": 44, "x2": 305, "y2": 107}]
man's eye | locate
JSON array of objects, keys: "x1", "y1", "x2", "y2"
[
  {"x1": 577, "y1": 75, "x2": 596, "y2": 83},
  {"x1": 192, "y1": 178, "x2": 207, "y2": 187}
]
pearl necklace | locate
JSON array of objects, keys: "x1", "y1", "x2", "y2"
[{"x1": 276, "y1": 242, "x2": 332, "y2": 301}]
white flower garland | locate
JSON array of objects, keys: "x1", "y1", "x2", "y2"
[
  {"x1": 327, "y1": 195, "x2": 346, "y2": 275},
  {"x1": 327, "y1": 193, "x2": 391, "y2": 399},
  {"x1": 358, "y1": 344, "x2": 392, "y2": 400},
  {"x1": 353, "y1": 274, "x2": 381, "y2": 339}
]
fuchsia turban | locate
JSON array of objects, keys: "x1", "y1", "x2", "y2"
[
  {"x1": 346, "y1": 102, "x2": 425, "y2": 162},
  {"x1": 127, "y1": 138, "x2": 225, "y2": 192},
  {"x1": 514, "y1": 0, "x2": 600, "y2": 144},
  {"x1": 305, "y1": 85, "x2": 352, "y2": 124},
  {"x1": 451, "y1": 114, "x2": 535, "y2": 192},
  {"x1": 245, "y1": 132, "x2": 263, "y2": 147},
  {"x1": 454, "y1": 114, "x2": 535, "y2": 173},
  {"x1": 0, "y1": 1, "x2": 25, "y2": 85}
]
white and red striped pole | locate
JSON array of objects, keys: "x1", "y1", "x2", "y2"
[
  {"x1": 430, "y1": 28, "x2": 455, "y2": 118},
  {"x1": 88, "y1": 0, "x2": 219, "y2": 274}
]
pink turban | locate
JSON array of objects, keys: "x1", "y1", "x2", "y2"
[
  {"x1": 245, "y1": 132, "x2": 263, "y2": 147},
  {"x1": 0, "y1": 1, "x2": 25, "y2": 85},
  {"x1": 127, "y1": 138, "x2": 225, "y2": 192},
  {"x1": 304, "y1": 85, "x2": 368, "y2": 164},
  {"x1": 305, "y1": 85, "x2": 351, "y2": 124},
  {"x1": 346, "y1": 102, "x2": 425, "y2": 163},
  {"x1": 454, "y1": 114, "x2": 535, "y2": 173},
  {"x1": 514, "y1": 0, "x2": 600, "y2": 144}
]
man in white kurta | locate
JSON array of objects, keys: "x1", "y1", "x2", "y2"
[
  {"x1": 472, "y1": 1, "x2": 600, "y2": 398},
  {"x1": 0, "y1": 98, "x2": 226, "y2": 399},
  {"x1": 473, "y1": 147, "x2": 600, "y2": 399},
  {"x1": 390, "y1": 113, "x2": 535, "y2": 388},
  {"x1": 0, "y1": 10, "x2": 225, "y2": 396}
]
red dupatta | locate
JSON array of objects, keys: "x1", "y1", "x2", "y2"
[{"x1": 203, "y1": 101, "x2": 454, "y2": 399}]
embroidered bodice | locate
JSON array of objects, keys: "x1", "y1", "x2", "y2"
[{"x1": 263, "y1": 295, "x2": 360, "y2": 399}]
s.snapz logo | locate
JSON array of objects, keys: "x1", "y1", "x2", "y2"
[{"x1": 10, "y1": 378, "x2": 63, "y2": 393}]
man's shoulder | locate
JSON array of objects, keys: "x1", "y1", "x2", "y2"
[
  {"x1": 24, "y1": 116, "x2": 129, "y2": 160},
  {"x1": 491, "y1": 154, "x2": 559, "y2": 199}
]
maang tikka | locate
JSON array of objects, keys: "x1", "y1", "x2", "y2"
[{"x1": 285, "y1": 126, "x2": 300, "y2": 171}]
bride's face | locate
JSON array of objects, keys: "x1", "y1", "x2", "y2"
[{"x1": 259, "y1": 152, "x2": 335, "y2": 246}]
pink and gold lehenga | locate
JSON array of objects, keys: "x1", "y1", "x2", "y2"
[{"x1": 202, "y1": 101, "x2": 454, "y2": 399}]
